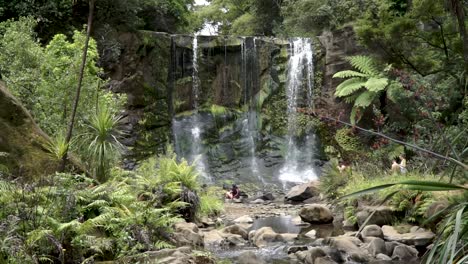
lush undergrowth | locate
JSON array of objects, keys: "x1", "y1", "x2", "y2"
[
  {"x1": 0, "y1": 154, "x2": 223, "y2": 264},
  {"x1": 320, "y1": 159, "x2": 467, "y2": 263}
]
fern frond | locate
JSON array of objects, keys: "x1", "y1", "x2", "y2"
[
  {"x1": 84, "y1": 199, "x2": 109, "y2": 210},
  {"x1": 347, "y1": 55, "x2": 379, "y2": 76},
  {"x1": 333, "y1": 70, "x2": 369, "y2": 78},
  {"x1": 354, "y1": 91, "x2": 377, "y2": 107},
  {"x1": 154, "y1": 240, "x2": 174, "y2": 249},
  {"x1": 57, "y1": 220, "x2": 81, "y2": 233},
  {"x1": 364, "y1": 77, "x2": 388, "y2": 92},
  {"x1": 335, "y1": 78, "x2": 366, "y2": 97},
  {"x1": 26, "y1": 229, "x2": 53, "y2": 247}
]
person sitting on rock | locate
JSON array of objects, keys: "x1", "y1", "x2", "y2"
[
  {"x1": 391, "y1": 160, "x2": 400, "y2": 173},
  {"x1": 225, "y1": 184, "x2": 240, "y2": 199}
]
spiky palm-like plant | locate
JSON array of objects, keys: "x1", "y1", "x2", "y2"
[
  {"x1": 82, "y1": 107, "x2": 123, "y2": 182},
  {"x1": 333, "y1": 55, "x2": 402, "y2": 124}
]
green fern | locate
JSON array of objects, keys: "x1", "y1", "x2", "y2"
[{"x1": 333, "y1": 55, "x2": 400, "y2": 124}]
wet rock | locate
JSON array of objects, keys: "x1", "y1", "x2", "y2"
[
  {"x1": 292, "y1": 216, "x2": 310, "y2": 226},
  {"x1": 146, "y1": 246, "x2": 194, "y2": 264},
  {"x1": 315, "y1": 257, "x2": 338, "y2": 264},
  {"x1": 322, "y1": 247, "x2": 345, "y2": 263},
  {"x1": 234, "y1": 215, "x2": 254, "y2": 223},
  {"x1": 361, "y1": 224, "x2": 383, "y2": 238},
  {"x1": 385, "y1": 241, "x2": 403, "y2": 256},
  {"x1": 237, "y1": 251, "x2": 266, "y2": 264},
  {"x1": 222, "y1": 233, "x2": 246, "y2": 246},
  {"x1": 326, "y1": 237, "x2": 369, "y2": 263},
  {"x1": 233, "y1": 198, "x2": 244, "y2": 203},
  {"x1": 251, "y1": 199, "x2": 265, "y2": 204},
  {"x1": 287, "y1": 245, "x2": 309, "y2": 254},
  {"x1": 203, "y1": 230, "x2": 224, "y2": 246},
  {"x1": 279, "y1": 233, "x2": 297, "y2": 242},
  {"x1": 382, "y1": 225, "x2": 435, "y2": 246},
  {"x1": 285, "y1": 181, "x2": 320, "y2": 202},
  {"x1": 249, "y1": 227, "x2": 280, "y2": 247},
  {"x1": 256, "y1": 192, "x2": 275, "y2": 201},
  {"x1": 221, "y1": 224, "x2": 249, "y2": 239},
  {"x1": 376, "y1": 253, "x2": 392, "y2": 261},
  {"x1": 356, "y1": 206, "x2": 395, "y2": 227},
  {"x1": 173, "y1": 222, "x2": 203, "y2": 246},
  {"x1": 366, "y1": 237, "x2": 386, "y2": 256},
  {"x1": 304, "y1": 229, "x2": 317, "y2": 239},
  {"x1": 342, "y1": 219, "x2": 356, "y2": 230},
  {"x1": 391, "y1": 245, "x2": 419, "y2": 261},
  {"x1": 299, "y1": 204, "x2": 334, "y2": 224},
  {"x1": 305, "y1": 247, "x2": 327, "y2": 264},
  {"x1": 200, "y1": 217, "x2": 215, "y2": 227}
]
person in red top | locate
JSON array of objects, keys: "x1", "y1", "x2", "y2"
[{"x1": 225, "y1": 184, "x2": 240, "y2": 199}]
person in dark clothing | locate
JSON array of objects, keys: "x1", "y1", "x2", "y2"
[{"x1": 225, "y1": 184, "x2": 240, "y2": 199}]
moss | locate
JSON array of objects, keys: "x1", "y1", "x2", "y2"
[{"x1": 334, "y1": 128, "x2": 363, "y2": 153}]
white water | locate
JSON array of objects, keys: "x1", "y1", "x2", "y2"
[
  {"x1": 279, "y1": 38, "x2": 319, "y2": 184},
  {"x1": 189, "y1": 34, "x2": 211, "y2": 183},
  {"x1": 241, "y1": 111, "x2": 265, "y2": 185}
]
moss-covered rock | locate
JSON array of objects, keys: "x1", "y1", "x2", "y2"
[{"x1": 0, "y1": 82, "x2": 59, "y2": 178}]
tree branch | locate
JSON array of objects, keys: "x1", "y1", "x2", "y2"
[{"x1": 298, "y1": 108, "x2": 468, "y2": 171}]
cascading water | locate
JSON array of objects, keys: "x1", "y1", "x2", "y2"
[
  {"x1": 279, "y1": 38, "x2": 319, "y2": 184},
  {"x1": 172, "y1": 34, "x2": 211, "y2": 183},
  {"x1": 240, "y1": 37, "x2": 265, "y2": 185}
]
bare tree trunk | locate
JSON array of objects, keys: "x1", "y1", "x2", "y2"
[
  {"x1": 448, "y1": 0, "x2": 468, "y2": 81},
  {"x1": 59, "y1": 0, "x2": 95, "y2": 172}
]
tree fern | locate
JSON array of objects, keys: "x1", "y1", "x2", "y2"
[
  {"x1": 333, "y1": 55, "x2": 400, "y2": 124},
  {"x1": 347, "y1": 55, "x2": 380, "y2": 76},
  {"x1": 335, "y1": 78, "x2": 367, "y2": 97}
]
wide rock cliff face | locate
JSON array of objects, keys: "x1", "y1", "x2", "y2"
[
  {"x1": 105, "y1": 31, "x2": 329, "y2": 184},
  {"x1": 0, "y1": 82, "x2": 58, "y2": 178}
]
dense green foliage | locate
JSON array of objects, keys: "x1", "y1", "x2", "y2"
[
  {"x1": 0, "y1": 17, "x2": 124, "y2": 138},
  {"x1": 0, "y1": 153, "x2": 219, "y2": 263}
]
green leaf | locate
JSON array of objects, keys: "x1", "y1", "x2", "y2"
[
  {"x1": 335, "y1": 78, "x2": 366, "y2": 97},
  {"x1": 354, "y1": 91, "x2": 377, "y2": 107},
  {"x1": 333, "y1": 70, "x2": 368, "y2": 78},
  {"x1": 340, "y1": 183, "x2": 396, "y2": 199},
  {"x1": 347, "y1": 55, "x2": 380, "y2": 76},
  {"x1": 365, "y1": 77, "x2": 388, "y2": 92}
]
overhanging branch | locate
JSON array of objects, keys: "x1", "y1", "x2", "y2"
[{"x1": 298, "y1": 108, "x2": 468, "y2": 171}]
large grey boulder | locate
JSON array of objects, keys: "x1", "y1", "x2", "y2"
[
  {"x1": 221, "y1": 224, "x2": 249, "y2": 239},
  {"x1": 382, "y1": 225, "x2": 435, "y2": 246},
  {"x1": 361, "y1": 224, "x2": 383, "y2": 238},
  {"x1": 326, "y1": 237, "x2": 369, "y2": 263},
  {"x1": 391, "y1": 245, "x2": 419, "y2": 261},
  {"x1": 299, "y1": 204, "x2": 334, "y2": 224},
  {"x1": 285, "y1": 181, "x2": 320, "y2": 202},
  {"x1": 203, "y1": 230, "x2": 224, "y2": 246},
  {"x1": 366, "y1": 237, "x2": 386, "y2": 256},
  {"x1": 249, "y1": 227, "x2": 281, "y2": 247},
  {"x1": 356, "y1": 206, "x2": 395, "y2": 227},
  {"x1": 173, "y1": 222, "x2": 204, "y2": 246}
]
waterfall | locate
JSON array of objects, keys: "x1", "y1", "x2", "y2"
[
  {"x1": 240, "y1": 37, "x2": 265, "y2": 185},
  {"x1": 279, "y1": 38, "x2": 318, "y2": 184},
  {"x1": 173, "y1": 34, "x2": 211, "y2": 183}
]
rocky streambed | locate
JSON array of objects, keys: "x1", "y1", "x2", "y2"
[{"x1": 134, "y1": 181, "x2": 437, "y2": 264}]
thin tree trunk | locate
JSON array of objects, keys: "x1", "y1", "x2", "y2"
[
  {"x1": 59, "y1": 0, "x2": 95, "y2": 172},
  {"x1": 448, "y1": 0, "x2": 468, "y2": 80}
]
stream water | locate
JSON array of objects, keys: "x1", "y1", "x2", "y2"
[{"x1": 209, "y1": 215, "x2": 344, "y2": 263}]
